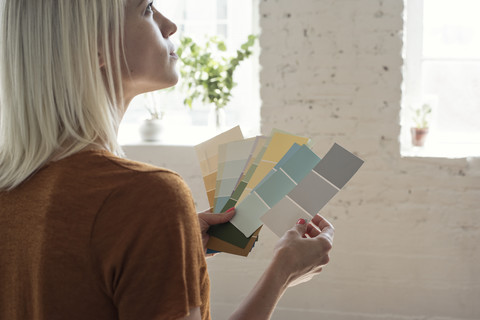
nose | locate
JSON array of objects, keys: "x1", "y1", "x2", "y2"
[{"x1": 157, "y1": 13, "x2": 177, "y2": 38}]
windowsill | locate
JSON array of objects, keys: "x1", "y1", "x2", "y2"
[
  {"x1": 400, "y1": 127, "x2": 480, "y2": 158},
  {"x1": 401, "y1": 139, "x2": 480, "y2": 159},
  {"x1": 118, "y1": 122, "x2": 249, "y2": 147}
]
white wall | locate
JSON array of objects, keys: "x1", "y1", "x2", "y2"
[{"x1": 124, "y1": 0, "x2": 480, "y2": 319}]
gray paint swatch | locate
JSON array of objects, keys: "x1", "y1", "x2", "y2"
[
  {"x1": 313, "y1": 143, "x2": 364, "y2": 189},
  {"x1": 288, "y1": 171, "x2": 338, "y2": 216}
]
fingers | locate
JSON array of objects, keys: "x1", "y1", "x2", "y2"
[
  {"x1": 306, "y1": 223, "x2": 321, "y2": 238},
  {"x1": 286, "y1": 216, "x2": 334, "y2": 240},
  {"x1": 288, "y1": 218, "x2": 308, "y2": 237},
  {"x1": 311, "y1": 214, "x2": 333, "y2": 231},
  {"x1": 310, "y1": 214, "x2": 334, "y2": 241},
  {"x1": 198, "y1": 207, "x2": 236, "y2": 226}
]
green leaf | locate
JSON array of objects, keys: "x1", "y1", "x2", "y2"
[
  {"x1": 217, "y1": 42, "x2": 227, "y2": 51},
  {"x1": 176, "y1": 34, "x2": 256, "y2": 110}
]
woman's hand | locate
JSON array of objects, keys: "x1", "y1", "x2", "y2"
[
  {"x1": 273, "y1": 214, "x2": 334, "y2": 287},
  {"x1": 197, "y1": 208, "x2": 236, "y2": 257},
  {"x1": 228, "y1": 214, "x2": 334, "y2": 320}
]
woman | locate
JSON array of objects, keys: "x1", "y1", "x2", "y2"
[{"x1": 0, "y1": 1, "x2": 334, "y2": 319}]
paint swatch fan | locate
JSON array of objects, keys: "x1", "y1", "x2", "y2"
[{"x1": 194, "y1": 126, "x2": 364, "y2": 256}]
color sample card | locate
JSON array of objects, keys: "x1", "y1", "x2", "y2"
[
  {"x1": 313, "y1": 143, "x2": 365, "y2": 189},
  {"x1": 207, "y1": 136, "x2": 268, "y2": 252},
  {"x1": 231, "y1": 144, "x2": 321, "y2": 237},
  {"x1": 194, "y1": 126, "x2": 245, "y2": 255},
  {"x1": 261, "y1": 143, "x2": 364, "y2": 237},
  {"x1": 214, "y1": 137, "x2": 257, "y2": 213},
  {"x1": 238, "y1": 131, "x2": 310, "y2": 203},
  {"x1": 219, "y1": 136, "x2": 269, "y2": 211},
  {"x1": 207, "y1": 220, "x2": 258, "y2": 248},
  {"x1": 206, "y1": 227, "x2": 260, "y2": 256},
  {"x1": 194, "y1": 126, "x2": 243, "y2": 208},
  {"x1": 261, "y1": 197, "x2": 312, "y2": 237},
  {"x1": 235, "y1": 136, "x2": 268, "y2": 189}
]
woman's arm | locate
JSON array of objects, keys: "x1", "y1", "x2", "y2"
[
  {"x1": 197, "y1": 211, "x2": 334, "y2": 320},
  {"x1": 229, "y1": 215, "x2": 334, "y2": 320},
  {"x1": 227, "y1": 253, "x2": 290, "y2": 320}
]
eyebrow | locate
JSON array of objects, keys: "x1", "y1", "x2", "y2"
[{"x1": 137, "y1": 0, "x2": 145, "y2": 7}]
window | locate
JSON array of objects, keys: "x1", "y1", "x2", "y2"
[
  {"x1": 118, "y1": 0, "x2": 260, "y2": 145},
  {"x1": 402, "y1": 0, "x2": 480, "y2": 158}
]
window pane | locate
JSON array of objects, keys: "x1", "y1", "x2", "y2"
[
  {"x1": 423, "y1": 0, "x2": 480, "y2": 59},
  {"x1": 422, "y1": 60, "x2": 480, "y2": 133},
  {"x1": 153, "y1": 0, "x2": 185, "y2": 19},
  {"x1": 217, "y1": 23, "x2": 228, "y2": 38},
  {"x1": 184, "y1": 0, "x2": 217, "y2": 20},
  {"x1": 217, "y1": 0, "x2": 228, "y2": 19}
]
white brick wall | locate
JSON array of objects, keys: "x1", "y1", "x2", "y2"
[
  {"x1": 256, "y1": 0, "x2": 480, "y2": 319},
  {"x1": 125, "y1": 0, "x2": 480, "y2": 319}
]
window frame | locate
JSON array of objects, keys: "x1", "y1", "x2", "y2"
[{"x1": 401, "y1": 0, "x2": 480, "y2": 158}]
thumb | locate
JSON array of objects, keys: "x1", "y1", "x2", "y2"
[{"x1": 198, "y1": 207, "x2": 236, "y2": 226}]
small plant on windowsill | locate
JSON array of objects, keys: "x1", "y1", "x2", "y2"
[
  {"x1": 176, "y1": 34, "x2": 257, "y2": 129},
  {"x1": 139, "y1": 92, "x2": 165, "y2": 142},
  {"x1": 411, "y1": 103, "x2": 432, "y2": 147}
]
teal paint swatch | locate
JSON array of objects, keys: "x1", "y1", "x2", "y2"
[
  {"x1": 255, "y1": 170, "x2": 296, "y2": 207},
  {"x1": 275, "y1": 143, "x2": 301, "y2": 169},
  {"x1": 282, "y1": 145, "x2": 322, "y2": 182}
]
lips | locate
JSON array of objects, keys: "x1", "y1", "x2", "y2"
[{"x1": 169, "y1": 45, "x2": 178, "y2": 59}]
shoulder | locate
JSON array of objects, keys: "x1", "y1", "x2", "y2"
[
  {"x1": 54, "y1": 150, "x2": 196, "y2": 221},
  {"x1": 69, "y1": 150, "x2": 188, "y2": 193},
  {"x1": 118, "y1": 168, "x2": 195, "y2": 214},
  {"x1": 90, "y1": 151, "x2": 200, "y2": 258},
  {"x1": 100, "y1": 150, "x2": 175, "y2": 175},
  {"x1": 89, "y1": 151, "x2": 196, "y2": 222}
]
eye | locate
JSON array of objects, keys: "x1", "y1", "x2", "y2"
[{"x1": 146, "y1": 1, "x2": 154, "y2": 14}]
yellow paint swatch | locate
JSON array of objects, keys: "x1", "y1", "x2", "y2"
[{"x1": 194, "y1": 126, "x2": 243, "y2": 207}]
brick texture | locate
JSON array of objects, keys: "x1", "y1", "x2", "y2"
[{"x1": 215, "y1": 0, "x2": 480, "y2": 319}]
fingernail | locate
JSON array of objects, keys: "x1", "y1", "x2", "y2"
[
  {"x1": 297, "y1": 218, "x2": 306, "y2": 225},
  {"x1": 226, "y1": 207, "x2": 235, "y2": 213}
]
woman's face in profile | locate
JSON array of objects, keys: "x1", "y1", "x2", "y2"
[{"x1": 122, "y1": 0, "x2": 179, "y2": 98}]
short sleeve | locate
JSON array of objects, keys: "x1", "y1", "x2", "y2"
[{"x1": 90, "y1": 171, "x2": 210, "y2": 320}]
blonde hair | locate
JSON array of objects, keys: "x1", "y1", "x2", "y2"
[{"x1": 0, "y1": 0, "x2": 127, "y2": 190}]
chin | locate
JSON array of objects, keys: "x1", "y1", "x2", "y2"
[
  {"x1": 170, "y1": 75, "x2": 179, "y2": 86},
  {"x1": 164, "y1": 75, "x2": 179, "y2": 89},
  {"x1": 145, "y1": 78, "x2": 178, "y2": 92}
]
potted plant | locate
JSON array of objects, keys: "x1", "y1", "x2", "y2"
[
  {"x1": 176, "y1": 35, "x2": 257, "y2": 129},
  {"x1": 411, "y1": 103, "x2": 432, "y2": 147},
  {"x1": 139, "y1": 92, "x2": 164, "y2": 142}
]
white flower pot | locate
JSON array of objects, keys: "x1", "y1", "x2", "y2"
[{"x1": 139, "y1": 119, "x2": 163, "y2": 142}]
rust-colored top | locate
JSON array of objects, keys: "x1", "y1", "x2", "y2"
[{"x1": 0, "y1": 150, "x2": 210, "y2": 320}]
